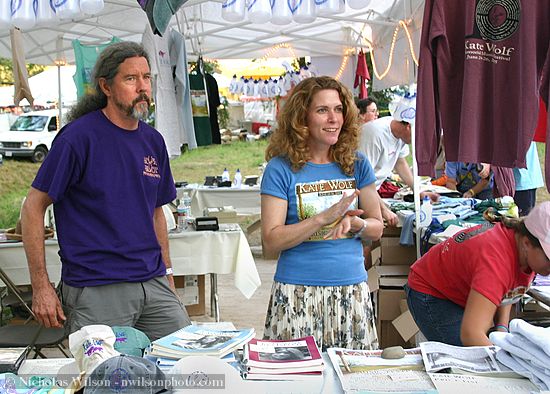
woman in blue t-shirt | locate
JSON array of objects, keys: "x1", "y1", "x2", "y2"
[{"x1": 260, "y1": 76, "x2": 384, "y2": 350}]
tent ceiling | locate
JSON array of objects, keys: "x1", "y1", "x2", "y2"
[{"x1": 0, "y1": 0, "x2": 423, "y2": 68}]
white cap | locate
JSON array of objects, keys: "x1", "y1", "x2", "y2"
[{"x1": 390, "y1": 95, "x2": 416, "y2": 123}]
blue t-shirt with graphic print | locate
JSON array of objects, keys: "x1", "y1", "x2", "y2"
[
  {"x1": 32, "y1": 110, "x2": 176, "y2": 287},
  {"x1": 445, "y1": 161, "x2": 494, "y2": 200},
  {"x1": 260, "y1": 153, "x2": 375, "y2": 286}
]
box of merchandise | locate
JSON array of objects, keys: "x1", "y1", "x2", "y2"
[{"x1": 174, "y1": 274, "x2": 206, "y2": 316}]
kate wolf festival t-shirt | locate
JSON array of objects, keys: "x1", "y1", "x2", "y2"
[{"x1": 261, "y1": 154, "x2": 375, "y2": 286}]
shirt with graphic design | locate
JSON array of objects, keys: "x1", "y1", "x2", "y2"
[
  {"x1": 445, "y1": 161, "x2": 494, "y2": 200},
  {"x1": 32, "y1": 110, "x2": 176, "y2": 287},
  {"x1": 416, "y1": 0, "x2": 550, "y2": 188},
  {"x1": 260, "y1": 153, "x2": 376, "y2": 286},
  {"x1": 408, "y1": 222, "x2": 534, "y2": 307}
]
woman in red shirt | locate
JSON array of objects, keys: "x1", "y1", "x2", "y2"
[{"x1": 405, "y1": 202, "x2": 550, "y2": 346}]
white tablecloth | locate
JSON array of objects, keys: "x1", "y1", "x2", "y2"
[
  {"x1": 168, "y1": 225, "x2": 261, "y2": 299},
  {"x1": 0, "y1": 226, "x2": 261, "y2": 299},
  {"x1": 177, "y1": 185, "x2": 260, "y2": 216}
]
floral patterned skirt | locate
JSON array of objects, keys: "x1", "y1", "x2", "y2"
[{"x1": 263, "y1": 281, "x2": 379, "y2": 351}]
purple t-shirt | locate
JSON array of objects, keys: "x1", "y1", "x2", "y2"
[{"x1": 32, "y1": 110, "x2": 176, "y2": 287}]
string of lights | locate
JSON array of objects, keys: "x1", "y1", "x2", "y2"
[{"x1": 360, "y1": 19, "x2": 418, "y2": 80}]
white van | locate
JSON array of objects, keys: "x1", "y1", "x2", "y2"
[{"x1": 0, "y1": 109, "x2": 60, "y2": 163}]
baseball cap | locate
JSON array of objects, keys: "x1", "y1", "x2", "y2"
[
  {"x1": 84, "y1": 355, "x2": 167, "y2": 394},
  {"x1": 112, "y1": 326, "x2": 151, "y2": 357},
  {"x1": 524, "y1": 201, "x2": 550, "y2": 260},
  {"x1": 69, "y1": 325, "x2": 120, "y2": 374},
  {"x1": 389, "y1": 94, "x2": 416, "y2": 124},
  {"x1": 62, "y1": 325, "x2": 121, "y2": 392}
]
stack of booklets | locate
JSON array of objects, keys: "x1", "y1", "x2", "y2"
[
  {"x1": 147, "y1": 325, "x2": 255, "y2": 361},
  {"x1": 242, "y1": 336, "x2": 324, "y2": 381}
]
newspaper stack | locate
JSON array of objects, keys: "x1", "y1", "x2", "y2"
[
  {"x1": 242, "y1": 336, "x2": 324, "y2": 381},
  {"x1": 147, "y1": 325, "x2": 255, "y2": 360}
]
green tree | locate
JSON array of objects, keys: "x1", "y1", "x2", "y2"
[{"x1": 0, "y1": 57, "x2": 48, "y2": 86}]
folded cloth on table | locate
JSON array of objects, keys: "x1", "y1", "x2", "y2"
[
  {"x1": 509, "y1": 319, "x2": 550, "y2": 358},
  {"x1": 489, "y1": 331, "x2": 549, "y2": 370},
  {"x1": 496, "y1": 350, "x2": 548, "y2": 391}
]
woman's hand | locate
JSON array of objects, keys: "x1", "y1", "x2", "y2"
[
  {"x1": 318, "y1": 189, "x2": 361, "y2": 227},
  {"x1": 324, "y1": 212, "x2": 367, "y2": 240}
]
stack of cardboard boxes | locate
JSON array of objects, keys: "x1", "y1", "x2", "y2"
[{"x1": 367, "y1": 228, "x2": 420, "y2": 349}]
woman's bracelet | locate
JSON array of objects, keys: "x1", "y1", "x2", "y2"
[
  {"x1": 468, "y1": 189, "x2": 475, "y2": 196},
  {"x1": 354, "y1": 219, "x2": 368, "y2": 239},
  {"x1": 494, "y1": 324, "x2": 509, "y2": 332}
]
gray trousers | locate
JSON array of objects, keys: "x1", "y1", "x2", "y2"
[{"x1": 60, "y1": 276, "x2": 191, "y2": 341}]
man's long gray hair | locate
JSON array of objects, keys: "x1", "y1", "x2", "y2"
[{"x1": 66, "y1": 42, "x2": 150, "y2": 122}]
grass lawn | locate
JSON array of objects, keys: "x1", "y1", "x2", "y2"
[
  {"x1": 0, "y1": 140, "x2": 269, "y2": 229},
  {"x1": 0, "y1": 139, "x2": 547, "y2": 229}
]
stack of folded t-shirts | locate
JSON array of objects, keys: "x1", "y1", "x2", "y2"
[{"x1": 489, "y1": 319, "x2": 550, "y2": 390}]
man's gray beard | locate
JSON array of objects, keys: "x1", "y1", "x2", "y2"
[
  {"x1": 131, "y1": 103, "x2": 149, "y2": 120},
  {"x1": 115, "y1": 100, "x2": 149, "y2": 121}
]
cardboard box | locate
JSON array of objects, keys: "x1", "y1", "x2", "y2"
[
  {"x1": 379, "y1": 237, "x2": 417, "y2": 266},
  {"x1": 392, "y1": 310, "x2": 419, "y2": 342},
  {"x1": 174, "y1": 274, "x2": 206, "y2": 316},
  {"x1": 368, "y1": 264, "x2": 418, "y2": 348},
  {"x1": 368, "y1": 265, "x2": 410, "y2": 292},
  {"x1": 377, "y1": 320, "x2": 412, "y2": 349}
]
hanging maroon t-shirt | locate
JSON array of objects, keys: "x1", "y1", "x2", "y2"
[{"x1": 416, "y1": 0, "x2": 550, "y2": 190}]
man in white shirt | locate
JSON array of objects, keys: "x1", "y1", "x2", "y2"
[{"x1": 360, "y1": 97, "x2": 417, "y2": 226}]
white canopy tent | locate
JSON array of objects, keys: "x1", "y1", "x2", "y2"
[{"x1": 0, "y1": 0, "x2": 423, "y2": 90}]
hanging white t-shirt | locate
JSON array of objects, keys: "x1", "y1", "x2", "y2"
[
  {"x1": 169, "y1": 29, "x2": 197, "y2": 150},
  {"x1": 359, "y1": 116, "x2": 409, "y2": 189},
  {"x1": 142, "y1": 24, "x2": 183, "y2": 158}
]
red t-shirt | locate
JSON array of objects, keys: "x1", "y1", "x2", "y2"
[{"x1": 408, "y1": 223, "x2": 534, "y2": 307}]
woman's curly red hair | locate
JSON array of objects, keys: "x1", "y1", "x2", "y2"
[{"x1": 265, "y1": 76, "x2": 359, "y2": 176}]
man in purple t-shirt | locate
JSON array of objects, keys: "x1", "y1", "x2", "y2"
[{"x1": 20, "y1": 42, "x2": 190, "y2": 340}]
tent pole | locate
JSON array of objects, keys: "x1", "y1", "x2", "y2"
[{"x1": 57, "y1": 64, "x2": 62, "y2": 126}]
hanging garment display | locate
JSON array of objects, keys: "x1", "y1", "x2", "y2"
[
  {"x1": 315, "y1": 0, "x2": 344, "y2": 16},
  {"x1": 142, "y1": 24, "x2": 185, "y2": 158},
  {"x1": 247, "y1": 0, "x2": 272, "y2": 24},
  {"x1": 270, "y1": 0, "x2": 292, "y2": 25},
  {"x1": 72, "y1": 37, "x2": 120, "y2": 98},
  {"x1": 35, "y1": 0, "x2": 58, "y2": 26},
  {"x1": 354, "y1": 50, "x2": 370, "y2": 99},
  {"x1": 189, "y1": 70, "x2": 212, "y2": 146},
  {"x1": 52, "y1": 0, "x2": 81, "y2": 19},
  {"x1": 10, "y1": 28, "x2": 33, "y2": 106},
  {"x1": 205, "y1": 73, "x2": 221, "y2": 144},
  {"x1": 169, "y1": 29, "x2": 197, "y2": 150},
  {"x1": 11, "y1": 0, "x2": 36, "y2": 30},
  {"x1": 221, "y1": 0, "x2": 246, "y2": 22},
  {"x1": 137, "y1": 0, "x2": 188, "y2": 36},
  {"x1": 292, "y1": 0, "x2": 316, "y2": 23},
  {"x1": 416, "y1": 0, "x2": 550, "y2": 191},
  {"x1": 534, "y1": 98, "x2": 547, "y2": 143}
]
